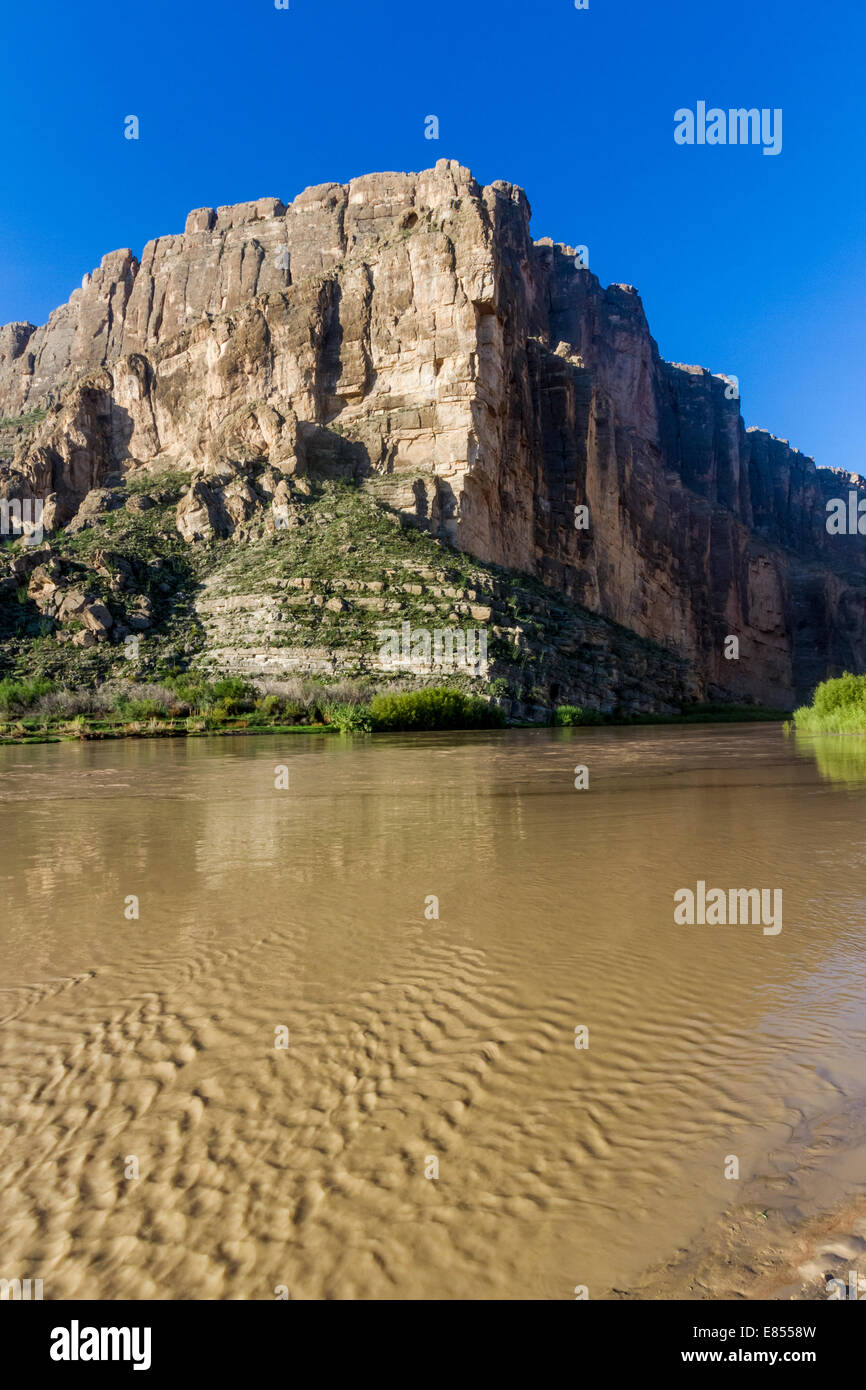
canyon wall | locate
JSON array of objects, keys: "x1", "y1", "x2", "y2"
[{"x1": 1, "y1": 159, "x2": 863, "y2": 706}]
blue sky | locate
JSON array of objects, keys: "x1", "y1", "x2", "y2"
[{"x1": 1, "y1": 0, "x2": 863, "y2": 474}]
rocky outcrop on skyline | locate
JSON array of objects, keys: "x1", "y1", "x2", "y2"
[{"x1": 1, "y1": 160, "x2": 863, "y2": 707}]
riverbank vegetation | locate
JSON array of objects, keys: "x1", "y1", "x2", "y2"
[
  {"x1": 368, "y1": 689, "x2": 504, "y2": 731},
  {"x1": 0, "y1": 677, "x2": 506, "y2": 743},
  {"x1": 0, "y1": 674, "x2": 788, "y2": 744},
  {"x1": 792, "y1": 673, "x2": 866, "y2": 735}
]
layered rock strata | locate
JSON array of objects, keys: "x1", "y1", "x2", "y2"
[{"x1": 1, "y1": 161, "x2": 862, "y2": 706}]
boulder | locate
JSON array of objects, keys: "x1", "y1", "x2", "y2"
[
  {"x1": 66, "y1": 487, "x2": 124, "y2": 534},
  {"x1": 81, "y1": 602, "x2": 113, "y2": 633}
]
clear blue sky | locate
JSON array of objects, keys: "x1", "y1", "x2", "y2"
[{"x1": 1, "y1": 0, "x2": 863, "y2": 474}]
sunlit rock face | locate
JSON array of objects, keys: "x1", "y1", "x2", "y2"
[{"x1": 1, "y1": 159, "x2": 864, "y2": 707}]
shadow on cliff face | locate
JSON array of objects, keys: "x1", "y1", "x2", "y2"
[
  {"x1": 8, "y1": 384, "x2": 138, "y2": 527},
  {"x1": 315, "y1": 279, "x2": 377, "y2": 425},
  {"x1": 409, "y1": 476, "x2": 458, "y2": 542},
  {"x1": 299, "y1": 423, "x2": 372, "y2": 483}
]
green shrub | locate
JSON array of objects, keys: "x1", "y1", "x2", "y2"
[
  {"x1": 0, "y1": 677, "x2": 54, "y2": 714},
  {"x1": 253, "y1": 694, "x2": 283, "y2": 721},
  {"x1": 211, "y1": 697, "x2": 245, "y2": 719},
  {"x1": 163, "y1": 675, "x2": 214, "y2": 712},
  {"x1": 115, "y1": 698, "x2": 168, "y2": 720},
  {"x1": 161, "y1": 674, "x2": 254, "y2": 714},
  {"x1": 322, "y1": 701, "x2": 372, "y2": 733},
  {"x1": 553, "y1": 704, "x2": 604, "y2": 726},
  {"x1": 212, "y1": 677, "x2": 255, "y2": 704},
  {"x1": 107, "y1": 682, "x2": 179, "y2": 721},
  {"x1": 247, "y1": 693, "x2": 307, "y2": 725},
  {"x1": 811, "y1": 673, "x2": 866, "y2": 716},
  {"x1": 369, "y1": 688, "x2": 505, "y2": 732},
  {"x1": 794, "y1": 673, "x2": 866, "y2": 734}
]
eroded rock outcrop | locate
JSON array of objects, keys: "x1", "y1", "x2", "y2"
[{"x1": 1, "y1": 160, "x2": 863, "y2": 706}]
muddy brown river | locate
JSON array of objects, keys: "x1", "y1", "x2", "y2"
[{"x1": 2, "y1": 724, "x2": 866, "y2": 1299}]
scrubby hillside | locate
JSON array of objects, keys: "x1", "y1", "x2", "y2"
[{"x1": 0, "y1": 460, "x2": 694, "y2": 723}]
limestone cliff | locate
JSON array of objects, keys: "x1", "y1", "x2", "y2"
[{"x1": 1, "y1": 160, "x2": 862, "y2": 707}]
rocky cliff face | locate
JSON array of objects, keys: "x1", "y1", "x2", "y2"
[{"x1": 1, "y1": 159, "x2": 863, "y2": 707}]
